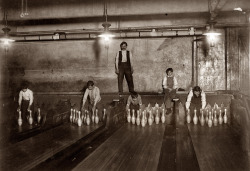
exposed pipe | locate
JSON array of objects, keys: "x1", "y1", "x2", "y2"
[{"x1": 13, "y1": 29, "x2": 204, "y2": 42}]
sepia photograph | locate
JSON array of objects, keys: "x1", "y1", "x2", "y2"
[{"x1": 0, "y1": 0, "x2": 250, "y2": 170}]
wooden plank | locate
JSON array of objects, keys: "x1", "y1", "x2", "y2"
[
  {"x1": 0, "y1": 123, "x2": 104, "y2": 171},
  {"x1": 188, "y1": 124, "x2": 250, "y2": 171},
  {"x1": 176, "y1": 125, "x2": 200, "y2": 171},
  {"x1": 73, "y1": 123, "x2": 166, "y2": 171},
  {"x1": 157, "y1": 125, "x2": 176, "y2": 171}
]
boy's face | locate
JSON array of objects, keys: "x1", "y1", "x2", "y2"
[
  {"x1": 121, "y1": 44, "x2": 127, "y2": 50},
  {"x1": 88, "y1": 86, "x2": 93, "y2": 90},
  {"x1": 194, "y1": 91, "x2": 200, "y2": 97},
  {"x1": 167, "y1": 71, "x2": 173, "y2": 76},
  {"x1": 22, "y1": 88, "x2": 28, "y2": 92},
  {"x1": 131, "y1": 95, "x2": 137, "y2": 100}
]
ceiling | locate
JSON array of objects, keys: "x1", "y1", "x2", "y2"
[{"x1": 0, "y1": 0, "x2": 249, "y2": 37}]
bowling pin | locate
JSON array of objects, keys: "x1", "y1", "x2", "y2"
[
  {"x1": 17, "y1": 109, "x2": 22, "y2": 126},
  {"x1": 127, "y1": 109, "x2": 131, "y2": 123},
  {"x1": 205, "y1": 110, "x2": 209, "y2": 124},
  {"x1": 92, "y1": 110, "x2": 95, "y2": 123},
  {"x1": 95, "y1": 109, "x2": 99, "y2": 124},
  {"x1": 77, "y1": 111, "x2": 82, "y2": 126},
  {"x1": 86, "y1": 112, "x2": 91, "y2": 125},
  {"x1": 155, "y1": 110, "x2": 160, "y2": 124},
  {"x1": 218, "y1": 110, "x2": 223, "y2": 124},
  {"x1": 224, "y1": 108, "x2": 228, "y2": 124},
  {"x1": 186, "y1": 109, "x2": 191, "y2": 124},
  {"x1": 208, "y1": 112, "x2": 212, "y2": 127},
  {"x1": 155, "y1": 102, "x2": 159, "y2": 108},
  {"x1": 28, "y1": 110, "x2": 33, "y2": 125},
  {"x1": 136, "y1": 110, "x2": 140, "y2": 126},
  {"x1": 200, "y1": 110, "x2": 205, "y2": 126},
  {"x1": 161, "y1": 110, "x2": 166, "y2": 123},
  {"x1": 37, "y1": 108, "x2": 41, "y2": 124},
  {"x1": 70, "y1": 108, "x2": 73, "y2": 123},
  {"x1": 141, "y1": 111, "x2": 146, "y2": 127},
  {"x1": 193, "y1": 109, "x2": 198, "y2": 125},
  {"x1": 213, "y1": 110, "x2": 218, "y2": 126},
  {"x1": 131, "y1": 109, "x2": 135, "y2": 124},
  {"x1": 148, "y1": 111, "x2": 153, "y2": 126}
]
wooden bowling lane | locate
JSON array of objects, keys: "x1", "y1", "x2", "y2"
[
  {"x1": 0, "y1": 123, "x2": 104, "y2": 171},
  {"x1": 176, "y1": 125, "x2": 200, "y2": 171},
  {"x1": 73, "y1": 123, "x2": 166, "y2": 171},
  {"x1": 188, "y1": 124, "x2": 250, "y2": 171}
]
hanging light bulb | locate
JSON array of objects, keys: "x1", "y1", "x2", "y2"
[
  {"x1": 203, "y1": 22, "x2": 221, "y2": 47},
  {"x1": 1, "y1": 12, "x2": 15, "y2": 46},
  {"x1": 233, "y1": 0, "x2": 242, "y2": 11},
  {"x1": 98, "y1": 23, "x2": 115, "y2": 41},
  {"x1": 98, "y1": 1, "x2": 115, "y2": 42}
]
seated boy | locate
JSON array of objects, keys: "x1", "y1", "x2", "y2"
[
  {"x1": 162, "y1": 68, "x2": 178, "y2": 113},
  {"x1": 81, "y1": 80, "x2": 101, "y2": 114},
  {"x1": 126, "y1": 91, "x2": 142, "y2": 111},
  {"x1": 185, "y1": 86, "x2": 206, "y2": 118},
  {"x1": 17, "y1": 81, "x2": 34, "y2": 122}
]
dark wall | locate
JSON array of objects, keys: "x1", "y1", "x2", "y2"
[{"x1": 5, "y1": 38, "x2": 195, "y2": 93}]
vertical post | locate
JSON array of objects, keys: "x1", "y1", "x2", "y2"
[
  {"x1": 191, "y1": 38, "x2": 195, "y2": 87},
  {"x1": 225, "y1": 28, "x2": 228, "y2": 90}
]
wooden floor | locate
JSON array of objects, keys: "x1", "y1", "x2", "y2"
[
  {"x1": 188, "y1": 124, "x2": 250, "y2": 171},
  {"x1": 73, "y1": 123, "x2": 250, "y2": 171},
  {"x1": 0, "y1": 123, "x2": 104, "y2": 171},
  {"x1": 73, "y1": 124, "x2": 166, "y2": 171}
]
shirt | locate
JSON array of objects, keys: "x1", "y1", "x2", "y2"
[
  {"x1": 82, "y1": 86, "x2": 101, "y2": 106},
  {"x1": 185, "y1": 90, "x2": 206, "y2": 109},
  {"x1": 162, "y1": 76, "x2": 178, "y2": 89},
  {"x1": 18, "y1": 89, "x2": 33, "y2": 106},
  {"x1": 115, "y1": 50, "x2": 133, "y2": 70},
  {"x1": 127, "y1": 95, "x2": 142, "y2": 106}
]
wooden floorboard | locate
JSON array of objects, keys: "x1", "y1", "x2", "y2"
[
  {"x1": 157, "y1": 125, "x2": 176, "y2": 171},
  {"x1": 188, "y1": 124, "x2": 250, "y2": 171},
  {"x1": 73, "y1": 123, "x2": 166, "y2": 171},
  {"x1": 0, "y1": 123, "x2": 104, "y2": 171},
  {"x1": 176, "y1": 125, "x2": 200, "y2": 171}
]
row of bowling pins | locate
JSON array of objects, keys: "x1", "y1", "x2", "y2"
[
  {"x1": 17, "y1": 108, "x2": 41, "y2": 126},
  {"x1": 144, "y1": 103, "x2": 165, "y2": 113},
  {"x1": 187, "y1": 108, "x2": 228, "y2": 127},
  {"x1": 70, "y1": 108, "x2": 106, "y2": 127},
  {"x1": 127, "y1": 108, "x2": 166, "y2": 127}
]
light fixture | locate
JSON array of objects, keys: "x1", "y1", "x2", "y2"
[
  {"x1": 98, "y1": 1, "x2": 115, "y2": 41},
  {"x1": 203, "y1": 22, "x2": 221, "y2": 47},
  {"x1": 1, "y1": 11, "x2": 14, "y2": 46},
  {"x1": 20, "y1": 0, "x2": 29, "y2": 18},
  {"x1": 233, "y1": 0, "x2": 242, "y2": 11}
]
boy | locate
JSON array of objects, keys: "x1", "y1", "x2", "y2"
[
  {"x1": 185, "y1": 86, "x2": 206, "y2": 118},
  {"x1": 126, "y1": 91, "x2": 142, "y2": 111},
  {"x1": 17, "y1": 81, "x2": 34, "y2": 122},
  {"x1": 81, "y1": 81, "x2": 101, "y2": 114},
  {"x1": 162, "y1": 68, "x2": 178, "y2": 113}
]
